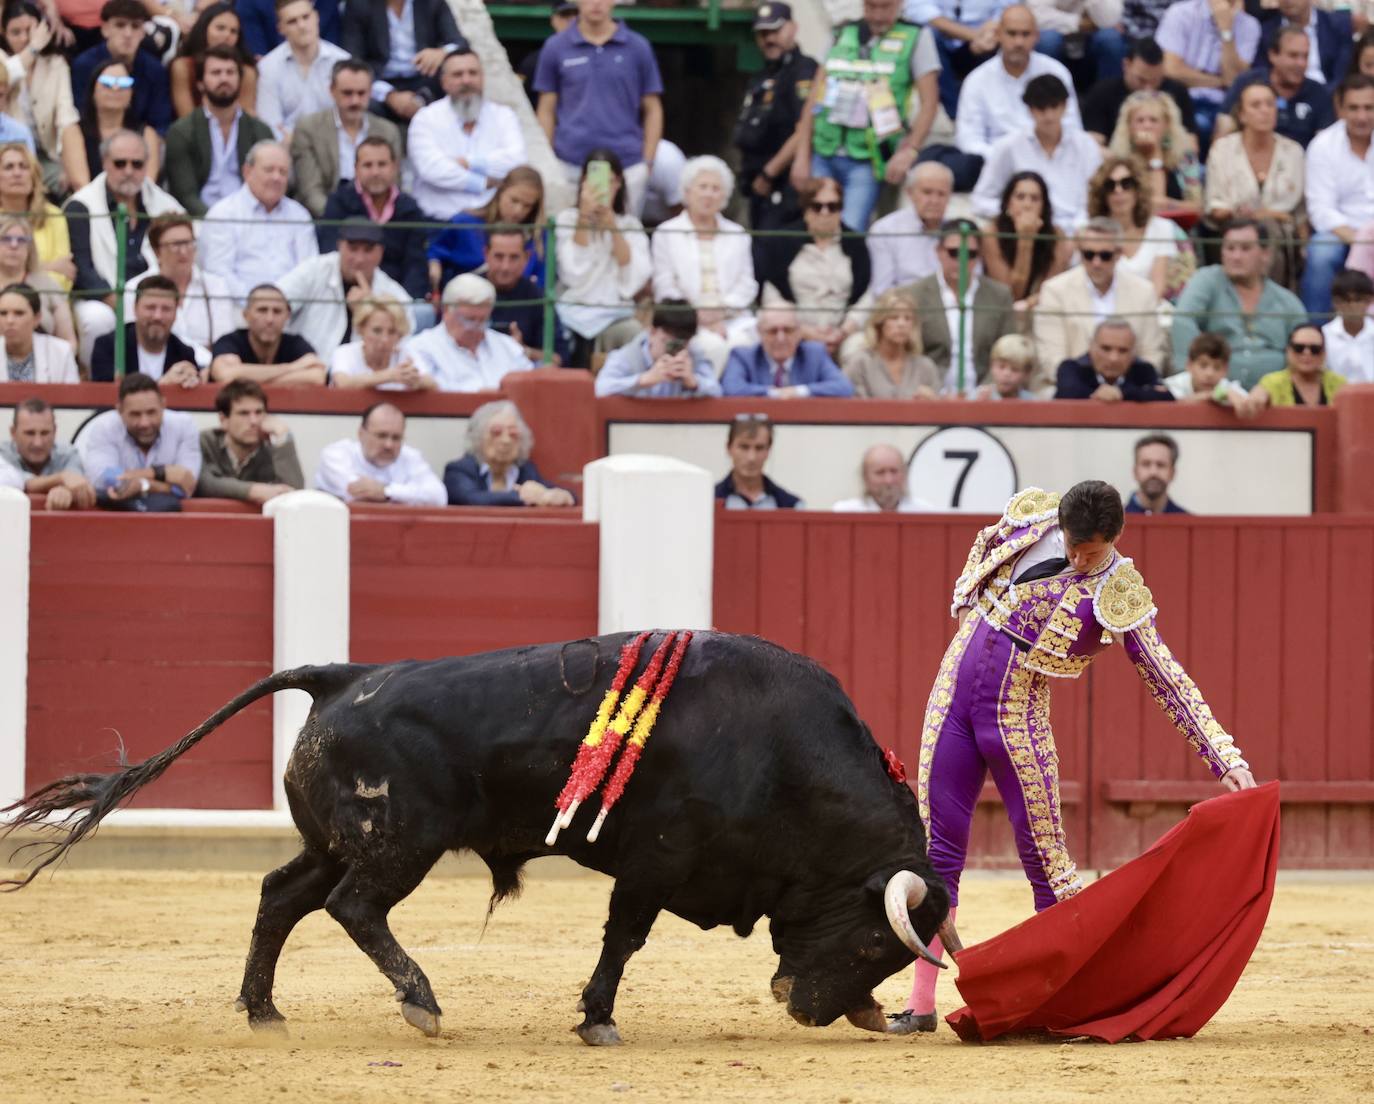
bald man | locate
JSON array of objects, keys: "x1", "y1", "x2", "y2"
[
  {"x1": 868, "y1": 162, "x2": 953, "y2": 295},
  {"x1": 832, "y1": 443, "x2": 934, "y2": 512}
]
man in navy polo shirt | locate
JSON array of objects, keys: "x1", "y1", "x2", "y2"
[
  {"x1": 533, "y1": 0, "x2": 664, "y2": 218},
  {"x1": 1216, "y1": 25, "x2": 1334, "y2": 148}
]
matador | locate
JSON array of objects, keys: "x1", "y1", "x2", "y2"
[{"x1": 889, "y1": 480, "x2": 1258, "y2": 1035}]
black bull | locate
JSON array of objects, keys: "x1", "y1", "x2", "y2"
[{"x1": 2, "y1": 631, "x2": 952, "y2": 1044}]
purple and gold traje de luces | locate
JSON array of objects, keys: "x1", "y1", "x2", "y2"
[{"x1": 917, "y1": 488, "x2": 1250, "y2": 913}]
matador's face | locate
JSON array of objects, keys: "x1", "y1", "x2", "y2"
[{"x1": 1065, "y1": 533, "x2": 1117, "y2": 575}]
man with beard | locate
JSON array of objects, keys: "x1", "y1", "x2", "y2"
[
  {"x1": 90, "y1": 276, "x2": 204, "y2": 387},
  {"x1": 79, "y1": 372, "x2": 201, "y2": 510},
  {"x1": 197, "y1": 378, "x2": 304, "y2": 503},
  {"x1": 292, "y1": 60, "x2": 403, "y2": 217},
  {"x1": 1126, "y1": 433, "x2": 1188, "y2": 514},
  {"x1": 832, "y1": 443, "x2": 933, "y2": 512},
  {"x1": 408, "y1": 48, "x2": 526, "y2": 221},
  {"x1": 63, "y1": 128, "x2": 185, "y2": 368},
  {"x1": 164, "y1": 46, "x2": 276, "y2": 216}
]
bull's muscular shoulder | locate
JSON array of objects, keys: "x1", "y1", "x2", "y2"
[{"x1": 1002, "y1": 487, "x2": 1060, "y2": 528}]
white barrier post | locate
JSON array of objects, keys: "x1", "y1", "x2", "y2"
[
  {"x1": 0, "y1": 487, "x2": 29, "y2": 808},
  {"x1": 263, "y1": 491, "x2": 350, "y2": 811},
  {"x1": 583, "y1": 455, "x2": 714, "y2": 634}
]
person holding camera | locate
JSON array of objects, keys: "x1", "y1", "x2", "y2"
[{"x1": 593, "y1": 299, "x2": 721, "y2": 398}]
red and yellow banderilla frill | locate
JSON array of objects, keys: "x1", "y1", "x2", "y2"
[{"x1": 545, "y1": 630, "x2": 692, "y2": 846}]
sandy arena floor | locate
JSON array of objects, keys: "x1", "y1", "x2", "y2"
[{"x1": 1, "y1": 866, "x2": 1371, "y2": 1104}]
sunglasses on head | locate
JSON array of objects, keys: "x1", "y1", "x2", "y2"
[
  {"x1": 97, "y1": 74, "x2": 135, "y2": 90},
  {"x1": 111, "y1": 157, "x2": 145, "y2": 170},
  {"x1": 1081, "y1": 249, "x2": 1117, "y2": 262},
  {"x1": 1105, "y1": 176, "x2": 1137, "y2": 192},
  {"x1": 808, "y1": 201, "x2": 841, "y2": 213},
  {"x1": 1289, "y1": 341, "x2": 1323, "y2": 354}
]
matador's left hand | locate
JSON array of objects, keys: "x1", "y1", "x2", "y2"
[{"x1": 1220, "y1": 767, "x2": 1257, "y2": 791}]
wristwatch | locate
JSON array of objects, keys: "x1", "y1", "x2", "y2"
[
  {"x1": 139, "y1": 478, "x2": 150, "y2": 496},
  {"x1": 152, "y1": 464, "x2": 166, "y2": 484},
  {"x1": 1148, "y1": 157, "x2": 1164, "y2": 170},
  {"x1": 1218, "y1": 29, "x2": 1234, "y2": 43}
]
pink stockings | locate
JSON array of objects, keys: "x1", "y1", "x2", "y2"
[{"x1": 906, "y1": 906, "x2": 956, "y2": 1015}]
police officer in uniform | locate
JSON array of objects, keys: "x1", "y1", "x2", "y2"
[
  {"x1": 792, "y1": 0, "x2": 942, "y2": 230},
  {"x1": 733, "y1": 3, "x2": 818, "y2": 235}
]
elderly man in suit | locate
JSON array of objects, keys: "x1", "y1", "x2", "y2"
[
  {"x1": 1053, "y1": 317, "x2": 1173, "y2": 402},
  {"x1": 291, "y1": 59, "x2": 403, "y2": 216},
  {"x1": 1032, "y1": 217, "x2": 1166, "y2": 394},
  {"x1": 341, "y1": 0, "x2": 467, "y2": 124},
  {"x1": 898, "y1": 219, "x2": 1017, "y2": 395},
  {"x1": 164, "y1": 46, "x2": 275, "y2": 216},
  {"x1": 720, "y1": 304, "x2": 854, "y2": 398}
]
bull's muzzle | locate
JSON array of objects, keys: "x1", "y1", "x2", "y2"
[{"x1": 883, "y1": 871, "x2": 946, "y2": 968}]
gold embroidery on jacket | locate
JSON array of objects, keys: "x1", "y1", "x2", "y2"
[{"x1": 917, "y1": 613, "x2": 979, "y2": 829}]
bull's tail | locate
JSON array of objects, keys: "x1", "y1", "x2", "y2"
[{"x1": 1, "y1": 663, "x2": 368, "y2": 890}]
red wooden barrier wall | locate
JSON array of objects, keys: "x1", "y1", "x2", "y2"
[
  {"x1": 713, "y1": 511, "x2": 1374, "y2": 870},
  {"x1": 26, "y1": 513, "x2": 276, "y2": 808}
]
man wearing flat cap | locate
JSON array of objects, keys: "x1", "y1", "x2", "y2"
[
  {"x1": 276, "y1": 217, "x2": 416, "y2": 362},
  {"x1": 734, "y1": 2, "x2": 818, "y2": 235}
]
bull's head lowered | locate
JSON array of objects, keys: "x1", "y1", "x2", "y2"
[{"x1": 770, "y1": 869, "x2": 960, "y2": 1032}]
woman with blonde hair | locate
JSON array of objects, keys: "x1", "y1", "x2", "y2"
[
  {"x1": 842, "y1": 288, "x2": 941, "y2": 399},
  {"x1": 1108, "y1": 90, "x2": 1201, "y2": 215},
  {"x1": 1086, "y1": 155, "x2": 1184, "y2": 301},
  {"x1": 1, "y1": 5, "x2": 77, "y2": 195},
  {"x1": 0, "y1": 213, "x2": 75, "y2": 349},
  {"x1": 329, "y1": 296, "x2": 435, "y2": 391},
  {"x1": 428, "y1": 166, "x2": 546, "y2": 293},
  {"x1": 0, "y1": 142, "x2": 72, "y2": 285}
]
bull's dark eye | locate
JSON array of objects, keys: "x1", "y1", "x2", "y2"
[{"x1": 857, "y1": 929, "x2": 889, "y2": 960}]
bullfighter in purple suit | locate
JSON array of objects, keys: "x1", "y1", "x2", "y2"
[{"x1": 889, "y1": 480, "x2": 1258, "y2": 1035}]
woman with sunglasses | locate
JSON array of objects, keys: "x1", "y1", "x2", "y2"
[
  {"x1": 1087, "y1": 156, "x2": 1184, "y2": 302},
  {"x1": 0, "y1": 214, "x2": 75, "y2": 349},
  {"x1": 1244, "y1": 325, "x2": 1345, "y2": 412},
  {"x1": 1, "y1": 4, "x2": 77, "y2": 196},
  {"x1": 1107, "y1": 90, "x2": 1201, "y2": 216},
  {"x1": 169, "y1": 2, "x2": 257, "y2": 118},
  {"x1": 60, "y1": 59, "x2": 159, "y2": 192},
  {"x1": 754, "y1": 176, "x2": 870, "y2": 359},
  {"x1": 1202, "y1": 83, "x2": 1305, "y2": 285},
  {"x1": 979, "y1": 171, "x2": 1071, "y2": 312},
  {"x1": 0, "y1": 282, "x2": 77, "y2": 382},
  {"x1": 0, "y1": 142, "x2": 73, "y2": 287}
]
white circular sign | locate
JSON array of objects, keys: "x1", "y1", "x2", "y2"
[{"x1": 908, "y1": 426, "x2": 1019, "y2": 513}]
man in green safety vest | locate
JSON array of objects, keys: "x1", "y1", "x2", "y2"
[{"x1": 792, "y1": 0, "x2": 941, "y2": 230}]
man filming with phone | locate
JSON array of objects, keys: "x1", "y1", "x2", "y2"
[{"x1": 594, "y1": 300, "x2": 722, "y2": 397}]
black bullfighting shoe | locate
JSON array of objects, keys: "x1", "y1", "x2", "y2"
[{"x1": 887, "y1": 1009, "x2": 938, "y2": 1035}]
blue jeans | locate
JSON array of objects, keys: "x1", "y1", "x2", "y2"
[
  {"x1": 810, "y1": 152, "x2": 881, "y2": 230},
  {"x1": 1301, "y1": 233, "x2": 1350, "y2": 317},
  {"x1": 1034, "y1": 28, "x2": 1126, "y2": 88}
]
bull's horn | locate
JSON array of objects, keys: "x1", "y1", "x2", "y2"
[
  {"x1": 938, "y1": 916, "x2": 964, "y2": 956},
  {"x1": 883, "y1": 871, "x2": 946, "y2": 969}
]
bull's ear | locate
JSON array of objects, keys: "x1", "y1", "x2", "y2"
[{"x1": 862, "y1": 872, "x2": 888, "y2": 901}]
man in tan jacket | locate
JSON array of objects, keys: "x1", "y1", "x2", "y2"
[{"x1": 1031, "y1": 216, "x2": 1167, "y2": 394}]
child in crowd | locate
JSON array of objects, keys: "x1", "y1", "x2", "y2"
[
  {"x1": 1322, "y1": 270, "x2": 1374, "y2": 384},
  {"x1": 1165, "y1": 333, "x2": 1247, "y2": 407},
  {"x1": 975, "y1": 334, "x2": 1037, "y2": 400}
]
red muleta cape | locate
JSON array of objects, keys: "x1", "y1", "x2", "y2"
[{"x1": 946, "y1": 782, "x2": 1281, "y2": 1043}]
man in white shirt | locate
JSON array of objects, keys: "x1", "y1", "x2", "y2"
[
  {"x1": 403, "y1": 273, "x2": 531, "y2": 392},
  {"x1": 407, "y1": 48, "x2": 527, "y2": 221},
  {"x1": 832, "y1": 443, "x2": 933, "y2": 513},
  {"x1": 1302, "y1": 74, "x2": 1374, "y2": 314},
  {"x1": 1033, "y1": 217, "x2": 1167, "y2": 391},
  {"x1": 867, "y1": 162, "x2": 952, "y2": 295},
  {"x1": 201, "y1": 141, "x2": 319, "y2": 304},
  {"x1": 314, "y1": 402, "x2": 447, "y2": 506},
  {"x1": 1323, "y1": 269, "x2": 1374, "y2": 383},
  {"x1": 256, "y1": 0, "x2": 351, "y2": 144},
  {"x1": 972, "y1": 73, "x2": 1102, "y2": 230},
  {"x1": 925, "y1": 5, "x2": 1081, "y2": 190},
  {"x1": 276, "y1": 219, "x2": 414, "y2": 363}
]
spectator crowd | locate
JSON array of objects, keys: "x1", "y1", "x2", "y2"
[{"x1": 3, "y1": 0, "x2": 1374, "y2": 510}]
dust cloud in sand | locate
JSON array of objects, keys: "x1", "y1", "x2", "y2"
[{"x1": 2, "y1": 869, "x2": 1371, "y2": 1104}]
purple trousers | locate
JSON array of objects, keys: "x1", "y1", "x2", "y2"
[{"x1": 917, "y1": 616, "x2": 1082, "y2": 912}]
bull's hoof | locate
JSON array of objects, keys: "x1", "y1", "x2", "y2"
[
  {"x1": 246, "y1": 1010, "x2": 288, "y2": 1035},
  {"x1": 401, "y1": 1002, "x2": 442, "y2": 1038},
  {"x1": 576, "y1": 1021, "x2": 622, "y2": 1046},
  {"x1": 887, "y1": 1010, "x2": 938, "y2": 1035}
]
